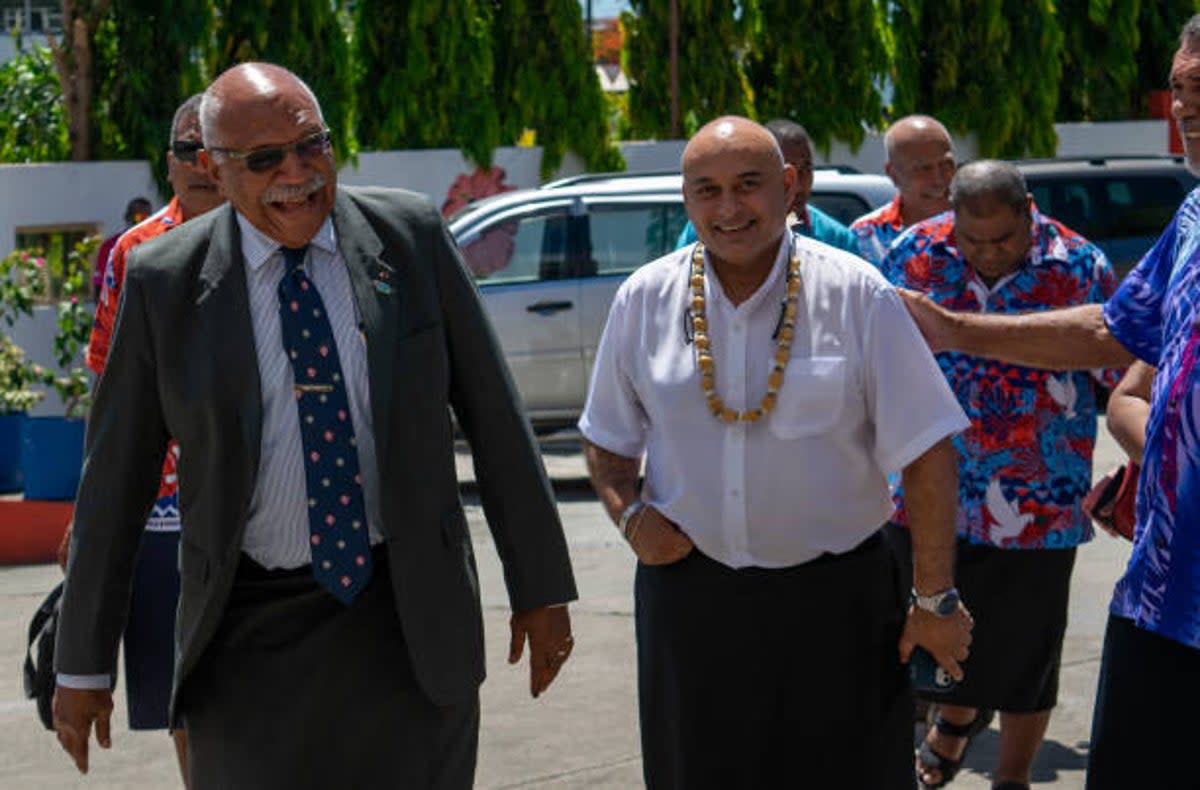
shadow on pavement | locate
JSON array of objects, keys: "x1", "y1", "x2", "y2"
[{"x1": 916, "y1": 725, "x2": 1090, "y2": 785}]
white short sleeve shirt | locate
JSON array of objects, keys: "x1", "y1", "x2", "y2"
[{"x1": 579, "y1": 233, "x2": 968, "y2": 568}]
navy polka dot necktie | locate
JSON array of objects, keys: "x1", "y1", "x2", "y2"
[{"x1": 277, "y1": 245, "x2": 373, "y2": 604}]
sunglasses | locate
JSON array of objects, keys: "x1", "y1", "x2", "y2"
[
  {"x1": 209, "y1": 129, "x2": 332, "y2": 174},
  {"x1": 170, "y1": 139, "x2": 204, "y2": 163}
]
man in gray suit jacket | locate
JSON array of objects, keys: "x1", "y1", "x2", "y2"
[{"x1": 52, "y1": 62, "x2": 577, "y2": 788}]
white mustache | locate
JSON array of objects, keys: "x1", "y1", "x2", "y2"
[{"x1": 262, "y1": 175, "x2": 326, "y2": 204}]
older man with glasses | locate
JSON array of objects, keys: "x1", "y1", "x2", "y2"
[{"x1": 51, "y1": 63, "x2": 576, "y2": 789}]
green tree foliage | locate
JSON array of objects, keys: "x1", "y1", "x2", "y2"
[
  {"x1": 1134, "y1": 1, "x2": 1200, "y2": 114},
  {"x1": 891, "y1": 0, "x2": 1063, "y2": 158},
  {"x1": 622, "y1": 0, "x2": 755, "y2": 139},
  {"x1": 1057, "y1": 0, "x2": 1140, "y2": 120},
  {"x1": 40, "y1": 0, "x2": 1200, "y2": 176},
  {"x1": 0, "y1": 44, "x2": 70, "y2": 162},
  {"x1": 746, "y1": 0, "x2": 888, "y2": 151},
  {"x1": 97, "y1": 0, "x2": 213, "y2": 194},
  {"x1": 491, "y1": 0, "x2": 623, "y2": 176},
  {"x1": 210, "y1": 0, "x2": 357, "y2": 162},
  {"x1": 354, "y1": 0, "x2": 499, "y2": 166}
]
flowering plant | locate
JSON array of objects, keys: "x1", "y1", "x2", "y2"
[
  {"x1": 0, "y1": 238, "x2": 99, "y2": 418},
  {"x1": 0, "y1": 249, "x2": 50, "y2": 415},
  {"x1": 0, "y1": 334, "x2": 42, "y2": 414},
  {"x1": 35, "y1": 236, "x2": 99, "y2": 418}
]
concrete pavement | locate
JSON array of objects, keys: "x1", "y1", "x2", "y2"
[{"x1": 0, "y1": 430, "x2": 1132, "y2": 788}]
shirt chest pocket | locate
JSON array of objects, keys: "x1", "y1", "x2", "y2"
[{"x1": 768, "y1": 356, "x2": 848, "y2": 439}]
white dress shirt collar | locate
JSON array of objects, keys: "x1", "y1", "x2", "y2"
[
  {"x1": 702, "y1": 232, "x2": 790, "y2": 312},
  {"x1": 235, "y1": 212, "x2": 338, "y2": 272}
]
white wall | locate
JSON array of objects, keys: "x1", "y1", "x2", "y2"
[
  {"x1": 1053, "y1": 120, "x2": 1173, "y2": 158},
  {"x1": 0, "y1": 33, "x2": 51, "y2": 69},
  {"x1": 0, "y1": 119, "x2": 1176, "y2": 415},
  {"x1": 0, "y1": 161, "x2": 160, "y2": 259},
  {"x1": 0, "y1": 162, "x2": 158, "y2": 415}
]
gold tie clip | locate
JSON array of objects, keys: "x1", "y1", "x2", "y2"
[{"x1": 295, "y1": 383, "x2": 335, "y2": 394}]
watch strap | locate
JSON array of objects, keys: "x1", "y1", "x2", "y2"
[{"x1": 911, "y1": 587, "x2": 958, "y2": 615}]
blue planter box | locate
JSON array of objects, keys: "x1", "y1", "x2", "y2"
[
  {"x1": 20, "y1": 416, "x2": 86, "y2": 501},
  {"x1": 0, "y1": 413, "x2": 25, "y2": 493}
]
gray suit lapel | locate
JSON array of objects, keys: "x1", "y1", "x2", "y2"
[
  {"x1": 197, "y1": 206, "x2": 262, "y2": 490},
  {"x1": 332, "y1": 191, "x2": 398, "y2": 466}
]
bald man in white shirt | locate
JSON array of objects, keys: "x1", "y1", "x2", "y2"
[{"x1": 580, "y1": 116, "x2": 974, "y2": 789}]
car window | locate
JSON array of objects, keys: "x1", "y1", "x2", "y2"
[
  {"x1": 809, "y1": 192, "x2": 870, "y2": 225},
  {"x1": 1028, "y1": 182, "x2": 1091, "y2": 237},
  {"x1": 460, "y1": 210, "x2": 569, "y2": 285},
  {"x1": 1029, "y1": 176, "x2": 1185, "y2": 242},
  {"x1": 1104, "y1": 177, "x2": 1183, "y2": 238},
  {"x1": 588, "y1": 203, "x2": 688, "y2": 276}
]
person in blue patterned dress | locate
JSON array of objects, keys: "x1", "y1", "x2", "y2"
[
  {"x1": 882, "y1": 160, "x2": 1121, "y2": 789},
  {"x1": 897, "y1": 17, "x2": 1200, "y2": 787}
]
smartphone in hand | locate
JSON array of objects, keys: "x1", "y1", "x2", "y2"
[{"x1": 910, "y1": 646, "x2": 956, "y2": 693}]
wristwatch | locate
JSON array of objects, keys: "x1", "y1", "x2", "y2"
[
  {"x1": 617, "y1": 501, "x2": 645, "y2": 538},
  {"x1": 911, "y1": 587, "x2": 960, "y2": 616}
]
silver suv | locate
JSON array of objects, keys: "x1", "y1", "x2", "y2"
[{"x1": 449, "y1": 171, "x2": 895, "y2": 433}]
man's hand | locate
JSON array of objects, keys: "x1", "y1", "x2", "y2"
[
  {"x1": 626, "y1": 506, "x2": 693, "y2": 565},
  {"x1": 53, "y1": 687, "x2": 114, "y2": 774},
  {"x1": 896, "y1": 288, "x2": 953, "y2": 353},
  {"x1": 898, "y1": 602, "x2": 974, "y2": 681},
  {"x1": 509, "y1": 605, "x2": 573, "y2": 698},
  {"x1": 56, "y1": 521, "x2": 72, "y2": 572}
]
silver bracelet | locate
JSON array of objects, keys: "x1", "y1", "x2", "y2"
[{"x1": 617, "y1": 501, "x2": 644, "y2": 539}]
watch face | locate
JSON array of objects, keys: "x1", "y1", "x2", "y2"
[{"x1": 935, "y1": 589, "x2": 960, "y2": 616}]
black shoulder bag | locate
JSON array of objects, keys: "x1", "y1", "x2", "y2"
[{"x1": 23, "y1": 582, "x2": 63, "y2": 731}]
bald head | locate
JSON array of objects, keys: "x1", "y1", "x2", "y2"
[
  {"x1": 682, "y1": 116, "x2": 784, "y2": 175},
  {"x1": 200, "y1": 63, "x2": 324, "y2": 149},
  {"x1": 884, "y1": 115, "x2": 951, "y2": 161},
  {"x1": 883, "y1": 114, "x2": 956, "y2": 225}
]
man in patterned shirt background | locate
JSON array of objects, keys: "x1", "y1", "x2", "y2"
[
  {"x1": 853, "y1": 114, "x2": 957, "y2": 267},
  {"x1": 883, "y1": 160, "x2": 1120, "y2": 789},
  {"x1": 58, "y1": 92, "x2": 223, "y2": 787}
]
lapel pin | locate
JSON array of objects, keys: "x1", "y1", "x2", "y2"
[{"x1": 373, "y1": 280, "x2": 392, "y2": 294}]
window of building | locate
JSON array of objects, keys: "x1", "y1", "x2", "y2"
[{"x1": 14, "y1": 224, "x2": 99, "y2": 302}]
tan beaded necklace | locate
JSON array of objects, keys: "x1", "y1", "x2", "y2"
[{"x1": 690, "y1": 241, "x2": 801, "y2": 423}]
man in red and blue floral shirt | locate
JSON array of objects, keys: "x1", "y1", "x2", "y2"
[{"x1": 881, "y1": 160, "x2": 1121, "y2": 789}]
